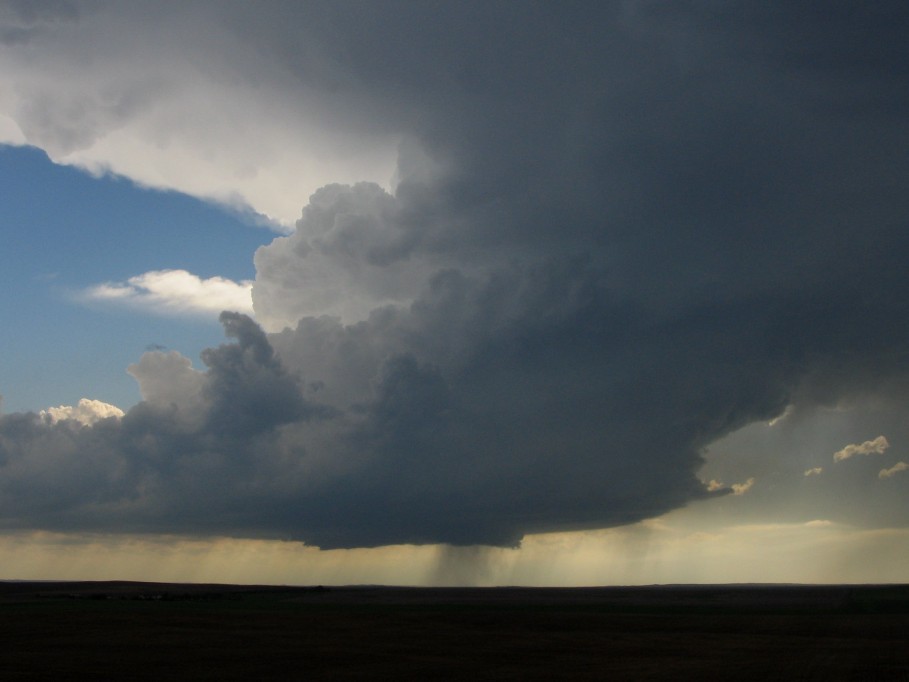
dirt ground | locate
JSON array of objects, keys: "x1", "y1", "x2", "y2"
[{"x1": 1, "y1": 582, "x2": 907, "y2": 680}]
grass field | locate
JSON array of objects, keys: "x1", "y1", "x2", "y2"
[{"x1": 1, "y1": 582, "x2": 907, "y2": 679}]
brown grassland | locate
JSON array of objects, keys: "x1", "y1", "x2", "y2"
[{"x1": 0, "y1": 581, "x2": 907, "y2": 679}]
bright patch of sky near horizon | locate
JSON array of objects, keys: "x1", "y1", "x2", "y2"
[{"x1": 0, "y1": 145, "x2": 274, "y2": 413}]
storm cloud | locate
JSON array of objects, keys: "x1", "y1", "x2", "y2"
[{"x1": 1, "y1": 2, "x2": 909, "y2": 548}]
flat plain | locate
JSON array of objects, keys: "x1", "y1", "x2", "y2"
[{"x1": 1, "y1": 581, "x2": 907, "y2": 680}]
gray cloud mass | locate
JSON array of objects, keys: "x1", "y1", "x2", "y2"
[{"x1": 1, "y1": 2, "x2": 909, "y2": 547}]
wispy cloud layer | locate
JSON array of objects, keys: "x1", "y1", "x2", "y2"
[{"x1": 81, "y1": 269, "x2": 253, "y2": 317}]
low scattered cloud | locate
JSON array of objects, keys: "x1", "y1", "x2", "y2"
[
  {"x1": 879, "y1": 462, "x2": 908, "y2": 480},
  {"x1": 81, "y1": 269, "x2": 253, "y2": 317},
  {"x1": 804, "y1": 467, "x2": 824, "y2": 477},
  {"x1": 833, "y1": 436, "x2": 890, "y2": 462},
  {"x1": 705, "y1": 478, "x2": 754, "y2": 496},
  {"x1": 731, "y1": 478, "x2": 756, "y2": 496}
]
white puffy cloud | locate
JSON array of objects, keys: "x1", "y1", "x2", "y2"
[
  {"x1": 40, "y1": 398, "x2": 123, "y2": 426},
  {"x1": 833, "y1": 436, "x2": 890, "y2": 462},
  {"x1": 879, "y1": 462, "x2": 908, "y2": 480},
  {"x1": 804, "y1": 467, "x2": 824, "y2": 477},
  {"x1": 81, "y1": 269, "x2": 253, "y2": 317}
]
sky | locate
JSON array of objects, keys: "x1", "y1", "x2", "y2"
[{"x1": 1, "y1": 0, "x2": 908, "y2": 586}]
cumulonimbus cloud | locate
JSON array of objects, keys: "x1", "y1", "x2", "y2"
[
  {"x1": 1, "y1": 4, "x2": 909, "y2": 547},
  {"x1": 81, "y1": 269, "x2": 253, "y2": 317}
]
